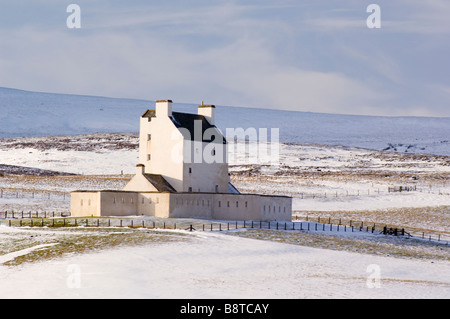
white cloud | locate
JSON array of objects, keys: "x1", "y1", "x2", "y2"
[{"x1": 0, "y1": 0, "x2": 449, "y2": 117}]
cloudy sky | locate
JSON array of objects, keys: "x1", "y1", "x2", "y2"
[{"x1": 0, "y1": 0, "x2": 449, "y2": 117}]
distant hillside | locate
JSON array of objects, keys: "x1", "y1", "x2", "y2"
[{"x1": 1, "y1": 87, "x2": 449, "y2": 155}]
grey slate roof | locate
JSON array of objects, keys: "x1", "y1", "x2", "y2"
[
  {"x1": 142, "y1": 110, "x2": 226, "y2": 144},
  {"x1": 143, "y1": 174, "x2": 176, "y2": 193}
]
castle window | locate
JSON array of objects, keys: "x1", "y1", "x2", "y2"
[
  {"x1": 245, "y1": 201, "x2": 248, "y2": 208},
  {"x1": 219, "y1": 201, "x2": 221, "y2": 207},
  {"x1": 188, "y1": 187, "x2": 192, "y2": 192},
  {"x1": 147, "y1": 134, "x2": 151, "y2": 141},
  {"x1": 236, "y1": 201, "x2": 239, "y2": 207},
  {"x1": 189, "y1": 167, "x2": 192, "y2": 174},
  {"x1": 227, "y1": 201, "x2": 230, "y2": 207},
  {"x1": 113, "y1": 197, "x2": 116, "y2": 204},
  {"x1": 147, "y1": 154, "x2": 151, "y2": 161},
  {"x1": 215, "y1": 185, "x2": 219, "y2": 193}
]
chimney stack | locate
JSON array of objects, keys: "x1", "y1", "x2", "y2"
[
  {"x1": 156, "y1": 99, "x2": 173, "y2": 117},
  {"x1": 136, "y1": 164, "x2": 145, "y2": 175},
  {"x1": 198, "y1": 101, "x2": 215, "y2": 125}
]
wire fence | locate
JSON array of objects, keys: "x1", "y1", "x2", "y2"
[
  {"x1": 0, "y1": 189, "x2": 69, "y2": 200},
  {"x1": 293, "y1": 215, "x2": 450, "y2": 246},
  {"x1": 1, "y1": 214, "x2": 448, "y2": 246},
  {"x1": 1, "y1": 184, "x2": 448, "y2": 203},
  {"x1": 295, "y1": 186, "x2": 449, "y2": 199},
  {"x1": 0, "y1": 211, "x2": 68, "y2": 219}
]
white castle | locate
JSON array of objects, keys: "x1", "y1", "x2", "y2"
[{"x1": 71, "y1": 100, "x2": 292, "y2": 221}]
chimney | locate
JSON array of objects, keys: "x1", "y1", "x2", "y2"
[
  {"x1": 198, "y1": 101, "x2": 215, "y2": 125},
  {"x1": 136, "y1": 164, "x2": 145, "y2": 175},
  {"x1": 156, "y1": 99, "x2": 173, "y2": 117}
]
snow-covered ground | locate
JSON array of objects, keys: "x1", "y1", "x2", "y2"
[
  {"x1": 0, "y1": 133, "x2": 448, "y2": 230},
  {"x1": 0, "y1": 228, "x2": 448, "y2": 299},
  {"x1": 0, "y1": 88, "x2": 449, "y2": 299}
]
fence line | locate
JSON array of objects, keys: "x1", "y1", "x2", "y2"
[
  {"x1": 0, "y1": 211, "x2": 68, "y2": 219},
  {"x1": 1, "y1": 215, "x2": 448, "y2": 246},
  {"x1": 296, "y1": 186, "x2": 449, "y2": 199},
  {"x1": 293, "y1": 215, "x2": 450, "y2": 245},
  {"x1": 1, "y1": 185, "x2": 448, "y2": 203},
  {"x1": 0, "y1": 189, "x2": 69, "y2": 200}
]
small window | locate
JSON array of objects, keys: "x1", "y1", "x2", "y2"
[
  {"x1": 113, "y1": 197, "x2": 116, "y2": 204},
  {"x1": 227, "y1": 201, "x2": 230, "y2": 207},
  {"x1": 245, "y1": 201, "x2": 248, "y2": 208},
  {"x1": 215, "y1": 185, "x2": 219, "y2": 193},
  {"x1": 188, "y1": 187, "x2": 193, "y2": 192},
  {"x1": 219, "y1": 201, "x2": 221, "y2": 207},
  {"x1": 189, "y1": 167, "x2": 192, "y2": 174},
  {"x1": 147, "y1": 134, "x2": 151, "y2": 141},
  {"x1": 147, "y1": 154, "x2": 151, "y2": 161}
]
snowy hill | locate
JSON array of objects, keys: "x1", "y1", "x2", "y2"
[{"x1": 1, "y1": 87, "x2": 449, "y2": 155}]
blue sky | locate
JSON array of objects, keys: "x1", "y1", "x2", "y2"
[{"x1": 0, "y1": 0, "x2": 449, "y2": 116}]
